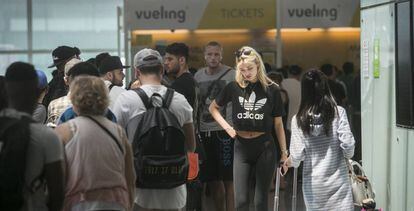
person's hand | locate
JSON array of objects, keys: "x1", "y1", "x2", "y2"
[
  {"x1": 283, "y1": 157, "x2": 292, "y2": 168},
  {"x1": 280, "y1": 150, "x2": 289, "y2": 176},
  {"x1": 280, "y1": 156, "x2": 289, "y2": 176},
  {"x1": 224, "y1": 127, "x2": 236, "y2": 138},
  {"x1": 130, "y1": 80, "x2": 141, "y2": 89}
]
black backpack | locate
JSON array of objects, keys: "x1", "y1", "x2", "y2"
[
  {"x1": 0, "y1": 115, "x2": 32, "y2": 210},
  {"x1": 132, "y1": 88, "x2": 188, "y2": 189}
]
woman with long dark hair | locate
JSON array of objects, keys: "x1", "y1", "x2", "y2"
[
  {"x1": 284, "y1": 69, "x2": 355, "y2": 210},
  {"x1": 209, "y1": 46, "x2": 288, "y2": 211}
]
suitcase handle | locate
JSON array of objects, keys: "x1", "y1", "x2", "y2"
[{"x1": 273, "y1": 167, "x2": 298, "y2": 211}]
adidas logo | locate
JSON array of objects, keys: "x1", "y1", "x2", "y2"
[
  {"x1": 238, "y1": 91, "x2": 267, "y2": 111},
  {"x1": 237, "y1": 91, "x2": 266, "y2": 120}
]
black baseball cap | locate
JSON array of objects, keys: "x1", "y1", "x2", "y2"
[
  {"x1": 48, "y1": 46, "x2": 81, "y2": 68},
  {"x1": 67, "y1": 62, "x2": 100, "y2": 78},
  {"x1": 95, "y1": 52, "x2": 111, "y2": 68},
  {"x1": 99, "y1": 56, "x2": 130, "y2": 75}
]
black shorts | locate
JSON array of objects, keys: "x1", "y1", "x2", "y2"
[{"x1": 199, "y1": 130, "x2": 234, "y2": 182}]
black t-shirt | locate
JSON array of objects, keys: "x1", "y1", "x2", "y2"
[
  {"x1": 171, "y1": 72, "x2": 197, "y2": 109},
  {"x1": 215, "y1": 81, "x2": 285, "y2": 132},
  {"x1": 328, "y1": 80, "x2": 346, "y2": 106},
  {"x1": 42, "y1": 69, "x2": 67, "y2": 108}
]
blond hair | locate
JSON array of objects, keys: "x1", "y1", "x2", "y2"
[
  {"x1": 235, "y1": 46, "x2": 273, "y2": 89},
  {"x1": 70, "y1": 75, "x2": 109, "y2": 116}
]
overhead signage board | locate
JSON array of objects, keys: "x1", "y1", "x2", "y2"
[
  {"x1": 125, "y1": 0, "x2": 359, "y2": 30},
  {"x1": 281, "y1": 0, "x2": 360, "y2": 28}
]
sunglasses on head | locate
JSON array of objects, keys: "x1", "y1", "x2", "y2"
[{"x1": 235, "y1": 48, "x2": 252, "y2": 58}]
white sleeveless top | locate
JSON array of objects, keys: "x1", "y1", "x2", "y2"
[{"x1": 64, "y1": 116, "x2": 129, "y2": 210}]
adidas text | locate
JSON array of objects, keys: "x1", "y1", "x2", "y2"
[{"x1": 237, "y1": 111, "x2": 264, "y2": 120}]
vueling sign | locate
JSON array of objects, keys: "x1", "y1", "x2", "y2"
[
  {"x1": 135, "y1": 6, "x2": 186, "y2": 23},
  {"x1": 126, "y1": 0, "x2": 358, "y2": 30}
]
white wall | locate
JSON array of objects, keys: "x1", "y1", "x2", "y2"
[{"x1": 361, "y1": 1, "x2": 414, "y2": 210}]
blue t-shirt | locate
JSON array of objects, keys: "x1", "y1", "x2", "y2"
[{"x1": 57, "y1": 107, "x2": 117, "y2": 125}]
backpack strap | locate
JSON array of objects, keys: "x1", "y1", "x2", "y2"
[
  {"x1": 205, "y1": 68, "x2": 232, "y2": 99},
  {"x1": 196, "y1": 68, "x2": 232, "y2": 131},
  {"x1": 0, "y1": 118, "x2": 19, "y2": 137},
  {"x1": 134, "y1": 88, "x2": 150, "y2": 109},
  {"x1": 108, "y1": 84, "x2": 115, "y2": 91},
  {"x1": 85, "y1": 116, "x2": 124, "y2": 154},
  {"x1": 163, "y1": 88, "x2": 174, "y2": 108}
]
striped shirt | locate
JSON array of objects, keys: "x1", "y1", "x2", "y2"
[{"x1": 290, "y1": 106, "x2": 355, "y2": 211}]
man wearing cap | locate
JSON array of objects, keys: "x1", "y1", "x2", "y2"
[
  {"x1": 43, "y1": 46, "x2": 81, "y2": 108},
  {"x1": 99, "y1": 55, "x2": 129, "y2": 109},
  {"x1": 46, "y1": 58, "x2": 82, "y2": 127},
  {"x1": 112, "y1": 48, "x2": 195, "y2": 210},
  {"x1": 55, "y1": 62, "x2": 117, "y2": 125}
]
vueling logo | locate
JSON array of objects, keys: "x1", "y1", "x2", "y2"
[
  {"x1": 135, "y1": 6, "x2": 186, "y2": 23},
  {"x1": 237, "y1": 91, "x2": 266, "y2": 120}
]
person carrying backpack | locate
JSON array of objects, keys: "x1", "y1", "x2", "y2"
[
  {"x1": 112, "y1": 48, "x2": 196, "y2": 211},
  {"x1": 0, "y1": 62, "x2": 65, "y2": 211}
]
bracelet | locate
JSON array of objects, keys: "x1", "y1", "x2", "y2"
[{"x1": 281, "y1": 149, "x2": 289, "y2": 155}]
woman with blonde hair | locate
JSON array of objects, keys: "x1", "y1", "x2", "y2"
[
  {"x1": 209, "y1": 46, "x2": 288, "y2": 210},
  {"x1": 55, "y1": 75, "x2": 135, "y2": 211}
]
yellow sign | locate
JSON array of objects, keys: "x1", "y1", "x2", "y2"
[{"x1": 198, "y1": 0, "x2": 276, "y2": 29}]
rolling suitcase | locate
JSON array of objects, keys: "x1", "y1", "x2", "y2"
[{"x1": 273, "y1": 167, "x2": 298, "y2": 211}]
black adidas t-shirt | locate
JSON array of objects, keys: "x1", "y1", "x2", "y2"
[{"x1": 215, "y1": 81, "x2": 285, "y2": 132}]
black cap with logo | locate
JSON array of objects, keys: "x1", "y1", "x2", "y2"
[{"x1": 48, "y1": 46, "x2": 81, "y2": 68}]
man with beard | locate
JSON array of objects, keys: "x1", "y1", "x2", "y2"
[
  {"x1": 164, "y1": 42, "x2": 197, "y2": 108},
  {"x1": 164, "y1": 43, "x2": 202, "y2": 210},
  {"x1": 98, "y1": 55, "x2": 129, "y2": 109}
]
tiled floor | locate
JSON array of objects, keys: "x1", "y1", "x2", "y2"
[
  {"x1": 200, "y1": 175, "x2": 365, "y2": 211},
  {"x1": 201, "y1": 171, "x2": 307, "y2": 211}
]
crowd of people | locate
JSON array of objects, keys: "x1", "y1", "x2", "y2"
[{"x1": 0, "y1": 41, "x2": 359, "y2": 211}]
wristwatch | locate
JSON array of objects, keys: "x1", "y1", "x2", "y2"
[{"x1": 281, "y1": 149, "x2": 289, "y2": 155}]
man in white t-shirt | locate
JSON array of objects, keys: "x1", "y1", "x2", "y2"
[
  {"x1": 98, "y1": 55, "x2": 128, "y2": 109},
  {"x1": 281, "y1": 65, "x2": 302, "y2": 134},
  {"x1": 112, "y1": 48, "x2": 195, "y2": 210}
]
